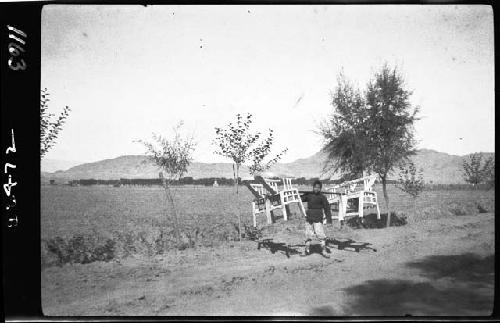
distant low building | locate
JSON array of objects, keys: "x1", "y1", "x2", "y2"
[{"x1": 213, "y1": 180, "x2": 219, "y2": 187}]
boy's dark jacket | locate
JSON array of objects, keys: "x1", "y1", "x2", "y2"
[{"x1": 301, "y1": 192, "x2": 332, "y2": 223}]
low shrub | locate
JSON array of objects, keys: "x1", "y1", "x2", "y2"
[
  {"x1": 244, "y1": 224, "x2": 263, "y2": 241},
  {"x1": 448, "y1": 204, "x2": 468, "y2": 216},
  {"x1": 477, "y1": 203, "x2": 489, "y2": 213},
  {"x1": 45, "y1": 234, "x2": 116, "y2": 266},
  {"x1": 345, "y1": 212, "x2": 407, "y2": 229}
]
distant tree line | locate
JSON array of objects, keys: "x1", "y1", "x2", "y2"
[
  {"x1": 65, "y1": 176, "x2": 402, "y2": 187},
  {"x1": 68, "y1": 177, "x2": 240, "y2": 187},
  {"x1": 61, "y1": 177, "x2": 491, "y2": 190},
  {"x1": 424, "y1": 183, "x2": 493, "y2": 191},
  {"x1": 283, "y1": 177, "x2": 401, "y2": 186}
]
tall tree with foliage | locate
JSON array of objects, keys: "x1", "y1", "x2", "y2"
[
  {"x1": 364, "y1": 64, "x2": 420, "y2": 226},
  {"x1": 462, "y1": 153, "x2": 494, "y2": 187},
  {"x1": 318, "y1": 72, "x2": 372, "y2": 180},
  {"x1": 485, "y1": 156, "x2": 495, "y2": 189},
  {"x1": 40, "y1": 88, "x2": 71, "y2": 159},
  {"x1": 320, "y1": 64, "x2": 419, "y2": 227},
  {"x1": 137, "y1": 122, "x2": 196, "y2": 249},
  {"x1": 214, "y1": 113, "x2": 287, "y2": 240}
]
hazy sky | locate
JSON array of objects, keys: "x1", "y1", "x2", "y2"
[{"x1": 41, "y1": 5, "x2": 494, "y2": 164}]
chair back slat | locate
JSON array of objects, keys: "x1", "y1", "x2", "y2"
[
  {"x1": 250, "y1": 183, "x2": 265, "y2": 197},
  {"x1": 282, "y1": 177, "x2": 295, "y2": 191},
  {"x1": 264, "y1": 178, "x2": 282, "y2": 194}
]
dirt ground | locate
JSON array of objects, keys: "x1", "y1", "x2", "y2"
[{"x1": 42, "y1": 212, "x2": 495, "y2": 316}]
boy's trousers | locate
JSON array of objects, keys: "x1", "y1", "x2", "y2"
[{"x1": 305, "y1": 221, "x2": 326, "y2": 248}]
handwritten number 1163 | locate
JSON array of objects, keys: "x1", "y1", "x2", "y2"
[{"x1": 7, "y1": 25, "x2": 27, "y2": 71}]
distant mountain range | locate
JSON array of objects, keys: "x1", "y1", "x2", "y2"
[
  {"x1": 41, "y1": 159, "x2": 84, "y2": 173},
  {"x1": 42, "y1": 149, "x2": 494, "y2": 184}
]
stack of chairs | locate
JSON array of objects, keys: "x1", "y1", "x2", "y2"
[
  {"x1": 246, "y1": 177, "x2": 306, "y2": 227},
  {"x1": 325, "y1": 174, "x2": 381, "y2": 224}
]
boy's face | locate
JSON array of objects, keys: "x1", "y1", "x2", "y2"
[{"x1": 313, "y1": 184, "x2": 321, "y2": 194}]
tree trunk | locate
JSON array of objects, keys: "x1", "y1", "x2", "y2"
[
  {"x1": 164, "y1": 181, "x2": 181, "y2": 248},
  {"x1": 161, "y1": 181, "x2": 169, "y2": 250},
  {"x1": 234, "y1": 164, "x2": 242, "y2": 241},
  {"x1": 381, "y1": 176, "x2": 391, "y2": 227}
]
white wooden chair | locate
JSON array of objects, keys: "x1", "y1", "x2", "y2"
[
  {"x1": 279, "y1": 177, "x2": 306, "y2": 220},
  {"x1": 263, "y1": 178, "x2": 306, "y2": 222},
  {"x1": 325, "y1": 174, "x2": 380, "y2": 224},
  {"x1": 250, "y1": 183, "x2": 270, "y2": 227},
  {"x1": 248, "y1": 177, "x2": 306, "y2": 227},
  {"x1": 249, "y1": 180, "x2": 285, "y2": 227}
]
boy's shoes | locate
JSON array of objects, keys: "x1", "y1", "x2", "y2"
[
  {"x1": 300, "y1": 246, "x2": 330, "y2": 258},
  {"x1": 320, "y1": 248, "x2": 331, "y2": 259}
]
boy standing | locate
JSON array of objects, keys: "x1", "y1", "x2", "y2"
[{"x1": 300, "y1": 179, "x2": 332, "y2": 258}]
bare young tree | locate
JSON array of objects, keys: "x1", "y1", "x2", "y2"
[
  {"x1": 462, "y1": 153, "x2": 494, "y2": 187},
  {"x1": 396, "y1": 159, "x2": 425, "y2": 213},
  {"x1": 214, "y1": 113, "x2": 287, "y2": 240},
  {"x1": 247, "y1": 131, "x2": 288, "y2": 176},
  {"x1": 137, "y1": 122, "x2": 196, "y2": 249},
  {"x1": 41, "y1": 88, "x2": 71, "y2": 159}
]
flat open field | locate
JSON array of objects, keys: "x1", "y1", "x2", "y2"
[{"x1": 41, "y1": 185, "x2": 495, "y2": 316}]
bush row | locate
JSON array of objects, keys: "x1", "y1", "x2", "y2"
[{"x1": 41, "y1": 220, "x2": 247, "y2": 268}]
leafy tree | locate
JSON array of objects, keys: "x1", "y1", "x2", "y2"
[
  {"x1": 137, "y1": 122, "x2": 196, "y2": 249},
  {"x1": 364, "y1": 64, "x2": 420, "y2": 226},
  {"x1": 396, "y1": 159, "x2": 425, "y2": 212},
  {"x1": 462, "y1": 153, "x2": 494, "y2": 187},
  {"x1": 214, "y1": 113, "x2": 287, "y2": 240},
  {"x1": 247, "y1": 133, "x2": 288, "y2": 176},
  {"x1": 485, "y1": 156, "x2": 495, "y2": 189},
  {"x1": 318, "y1": 71, "x2": 371, "y2": 179},
  {"x1": 40, "y1": 88, "x2": 71, "y2": 159},
  {"x1": 320, "y1": 64, "x2": 419, "y2": 227}
]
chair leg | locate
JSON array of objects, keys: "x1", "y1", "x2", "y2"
[
  {"x1": 252, "y1": 202, "x2": 257, "y2": 227},
  {"x1": 280, "y1": 192, "x2": 288, "y2": 221},
  {"x1": 298, "y1": 199, "x2": 306, "y2": 217},
  {"x1": 359, "y1": 194, "x2": 364, "y2": 218},
  {"x1": 340, "y1": 196, "x2": 347, "y2": 221},
  {"x1": 285, "y1": 204, "x2": 291, "y2": 220},
  {"x1": 265, "y1": 198, "x2": 272, "y2": 224}
]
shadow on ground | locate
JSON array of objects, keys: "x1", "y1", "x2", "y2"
[
  {"x1": 310, "y1": 253, "x2": 494, "y2": 316},
  {"x1": 406, "y1": 253, "x2": 494, "y2": 286}
]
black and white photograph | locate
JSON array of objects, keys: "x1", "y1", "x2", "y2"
[{"x1": 36, "y1": 4, "x2": 495, "y2": 316}]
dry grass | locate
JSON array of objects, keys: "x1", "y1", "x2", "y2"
[
  {"x1": 41, "y1": 184, "x2": 495, "y2": 268},
  {"x1": 372, "y1": 185, "x2": 495, "y2": 223}
]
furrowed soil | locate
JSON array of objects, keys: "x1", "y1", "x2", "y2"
[{"x1": 42, "y1": 210, "x2": 494, "y2": 316}]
